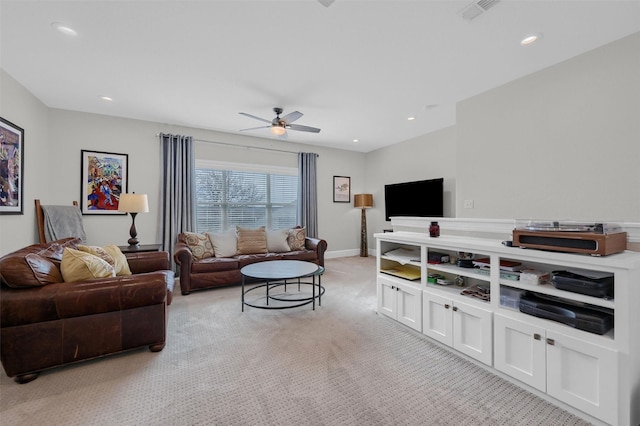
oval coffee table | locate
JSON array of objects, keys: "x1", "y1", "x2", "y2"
[{"x1": 241, "y1": 260, "x2": 325, "y2": 311}]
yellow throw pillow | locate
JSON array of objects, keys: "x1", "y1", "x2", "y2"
[
  {"x1": 77, "y1": 244, "x2": 116, "y2": 267},
  {"x1": 102, "y1": 244, "x2": 132, "y2": 276},
  {"x1": 236, "y1": 226, "x2": 268, "y2": 255},
  {"x1": 61, "y1": 248, "x2": 116, "y2": 282}
]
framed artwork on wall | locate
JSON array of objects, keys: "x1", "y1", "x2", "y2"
[
  {"x1": 80, "y1": 150, "x2": 128, "y2": 215},
  {"x1": 0, "y1": 117, "x2": 24, "y2": 215},
  {"x1": 333, "y1": 176, "x2": 350, "y2": 203}
]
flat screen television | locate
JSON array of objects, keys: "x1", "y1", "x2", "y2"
[{"x1": 384, "y1": 178, "x2": 444, "y2": 221}]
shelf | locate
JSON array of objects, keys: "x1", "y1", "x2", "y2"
[
  {"x1": 499, "y1": 280, "x2": 615, "y2": 310},
  {"x1": 425, "y1": 283, "x2": 491, "y2": 305},
  {"x1": 380, "y1": 255, "x2": 421, "y2": 268},
  {"x1": 380, "y1": 265, "x2": 421, "y2": 281},
  {"x1": 427, "y1": 263, "x2": 489, "y2": 281}
]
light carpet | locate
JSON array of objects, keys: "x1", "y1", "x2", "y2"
[{"x1": 0, "y1": 256, "x2": 592, "y2": 426}]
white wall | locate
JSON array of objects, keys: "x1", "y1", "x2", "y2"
[
  {"x1": 456, "y1": 31, "x2": 640, "y2": 222},
  {"x1": 0, "y1": 70, "x2": 366, "y2": 255},
  {"x1": 0, "y1": 69, "x2": 51, "y2": 253}
]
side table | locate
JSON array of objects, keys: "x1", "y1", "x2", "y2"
[{"x1": 117, "y1": 244, "x2": 162, "y2": 254}]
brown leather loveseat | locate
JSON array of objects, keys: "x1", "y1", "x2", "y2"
[
  {"x1": 174, "y1": 227, "x2": 327, "y2": 295},
  {"x1": 0, "y1": 238, "x2": 175, "y2": 383}
]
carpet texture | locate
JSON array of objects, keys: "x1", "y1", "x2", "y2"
[{"x1": 0, "y1": 256, "x2": 592, "y2": 425}]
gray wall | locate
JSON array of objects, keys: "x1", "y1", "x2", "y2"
[
  {"x1": 1, "y1": 31, "x2": 638, "y2": 256},
  {"x1": 455, "y1": 31, "x2": 640, "y2": 221}
]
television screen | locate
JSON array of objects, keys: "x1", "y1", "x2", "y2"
[{"x1": 384, "y1": 178, "x2": 443, "y2": 221}]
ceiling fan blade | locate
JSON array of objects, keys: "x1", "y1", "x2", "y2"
[
  {"x1": 281, "y1": 110, "x2": 303, "y2": 124},
  {"x1": 287, "y1": 124, "x2": 321, "y2": 133},
  {"x1": 318, "y1": 0, "x2": 335, "y2": 7},
  {"x1": 239, "y1": 112, "x2": 272, "y2": 124},
  {"x1": 239, "y1": 125, "x2": 271, "y2": 132}
]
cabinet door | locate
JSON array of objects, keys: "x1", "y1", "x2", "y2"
[
  {"x1": 377, "y1": 279, "x2": 397, "y2": 319},
  {"x1": 397, "y1": 283, "x2": 422, "y2": 332},
  {"x1": 546, "y1": 330, "x2": 618, "y2": 425},
  {"x1": 422, "y1": 290, "x2": 453, "y2": 346},
  {"x1": 452, "y1": 300, "x2": 493, "y2": 366},
  {"x1": 494, "y1": 314, "x2": 546, "y2": 391}
]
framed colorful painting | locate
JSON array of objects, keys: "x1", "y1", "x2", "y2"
[
  {"x1": 0, "y1": 117, "x2": 24, "y2": 214},
  {"x1": 80, "y1": 150, "x2": 128, "y2": 215}
]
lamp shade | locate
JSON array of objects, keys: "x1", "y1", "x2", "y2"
[
  {"x1": 354, "y1": 193, "x2": 373, "y2": 209},
  {"x1": 118, "y1": 193, "x2": 149, "y2": 213}
]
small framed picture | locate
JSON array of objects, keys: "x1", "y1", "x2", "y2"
[
  {"x1": 80, "y1": 150, "x2": 128, "y2": 215},
  {"x1": 333, "y1": 176, "x2": 350, "y2": 203},
  {"x1": 0, "y1": 117, "x2": 24, "y2": 214}
]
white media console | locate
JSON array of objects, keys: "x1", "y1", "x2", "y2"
[{"x1": 375, "y1": 225, "x2": 640, "y2": 426}]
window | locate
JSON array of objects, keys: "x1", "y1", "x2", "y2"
[{"x1": 195, "y1": 160, "x2": 298, "y2": 233}]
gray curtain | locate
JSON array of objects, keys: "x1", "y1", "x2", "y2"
[
  {"x1": 160, "y1": 133, "x2": 195, "y2": 270},
  {"x1": 297, "y1": 152, "x2": 319, "y2": 238}
]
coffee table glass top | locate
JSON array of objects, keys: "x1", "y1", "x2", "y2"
[{"x1": 241, "y1": 260, "x2": 319, "y2": 280}]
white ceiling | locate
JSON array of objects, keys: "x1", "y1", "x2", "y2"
[{"x1": 2, "y1": 1, "x2": 639, "y2": 152}]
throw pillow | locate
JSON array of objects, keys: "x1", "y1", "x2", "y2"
[
  {"x1": 266, "y1": 229, "x2": 291, "y2": 253},
  {"x1": 77, "y1": 244, "x2": 116, "y2": 267},
  {"x1": 206, "y1": 230, "x2": 238, "y2": 258},
  {"x1": 287, "y1": 227, "x2": 306, "y2": 251},
  {"x1": 236, "y1": 226, "x2": 268, "y2": 255},
  {"x1": 25, "y1": 253, "x2": 64, "y2": 285},
  {"x1": 60, "y1": 248, "x2": 116, "y2": 282},
  {"x1": 102, "y1": 244, "x2": 132, "y2": 276},
  {"x1": 179, "y1": 232, "x2": 215, "y2": 260}
]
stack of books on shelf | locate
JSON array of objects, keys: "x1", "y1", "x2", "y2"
[{"x1": 473, "y1": 258, "x2": 523, "y2": 281}]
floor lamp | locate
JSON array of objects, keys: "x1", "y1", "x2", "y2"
[
  {"x1": 118, "y1": 193, "x2": 149, "y2": 246},
  {"x1": 354, "y1": 194, "x2": 373, "y2": 257}
]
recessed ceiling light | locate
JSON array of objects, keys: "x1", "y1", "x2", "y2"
[
  {"x1": 407, "y1": 117, "x2": 415, "y2": 121},
  {"x1": 353, "y1": 139, "x2": 359, "y2": 143},
  {"x1": 100, "y1": 96, "x2": 113, "y2": 101},
  {"x1": 521, "y1": 33, "x2": 543, "y2": 46},
  {"x1": 51, "y1": 22, "x2": 78, "y2": 36}
]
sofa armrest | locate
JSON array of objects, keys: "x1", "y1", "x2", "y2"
[
  {"x1": 173, "y1": 241, "x2": 193, "y2": 295},
  {"x1": 305, "y1": 237, "x2": 328, "y2": 267},
  {"x1": 125, "y1": 251, "x2": 170, "y2": 274}
]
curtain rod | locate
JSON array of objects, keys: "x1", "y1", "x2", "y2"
[{"x1": 157, "y1": 134, "x2": 318, "y2": 156}]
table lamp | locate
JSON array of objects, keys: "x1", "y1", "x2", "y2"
[
  {"x1": 118, "y1": 193, "x2": 149, "y2": 246},
  {"x1": 354, "y1": 194, "x2": 373, "y2": 257}
]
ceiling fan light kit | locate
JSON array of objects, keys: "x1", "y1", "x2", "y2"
[
  {"x1": 271, "y1": 125, "x2": 286, "y2": 136},
  {"x1": 239, "y1": 107, "x2": 321, "y2": 137}
]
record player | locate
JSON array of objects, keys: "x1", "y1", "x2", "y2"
[{"x1": 512, "y1": 220, "x2": 627, "y2": 256}]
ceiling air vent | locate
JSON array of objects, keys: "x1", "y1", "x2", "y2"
[{"x1": 458, "y1": 0, "x2": 501, "y2": 21}]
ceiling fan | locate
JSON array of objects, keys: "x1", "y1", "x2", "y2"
[{"x1": 239, "y1": 107, "x2": 321, "y2": 136}]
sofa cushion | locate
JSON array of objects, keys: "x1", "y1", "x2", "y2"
[
  {"x1": 266, "y1": 229, "x2": 291, "y2": 253},
  {"x1": 60, "y1": 248, "x2": 116, "y2": 282},
  {"x1": 191, "y1": 256, "x2": 239, "y2": 273},
  {"x1": 281, "y1": 249, "x2": 317, "y2": 262},
  {"x1": 236, "y1": 226, "x2": 268, "y2": 255},
  {"x1": 179, "y1": 232, "x2": 214, "y2": 260},
  {"x1": 235, "y1": 253, "x2": 283, "y2": 268},
  {"x1": 102, "y1": 245, "x2": 132, "y2": 276},
  {"x1": 207, "y1": 230, "x2": 237, "y2": 258},
  {"x1": 288, "y1": 227, "x2": 307, "y2": 251}
]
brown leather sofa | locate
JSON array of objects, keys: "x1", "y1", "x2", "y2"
[
  {"x1": 174, "y1": 233, "x2": 327, "y2": 295},
  {"x1": 0, "y1": 238, "x2": 175, "y2": 383}
]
